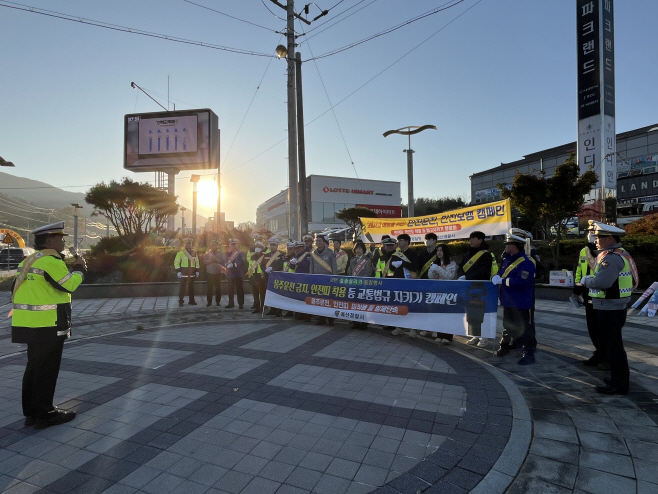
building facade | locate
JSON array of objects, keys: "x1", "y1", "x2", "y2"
[
  {"x1": 470, "y1": 124, "x2": 658, "y2": 225},
  {"x1": 257, "y1": 175, "x2": 401, "y2": 238}
]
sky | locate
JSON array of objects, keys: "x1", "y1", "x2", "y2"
[{"x1": 1, "y1": 0, "x2": 658, "y2": 224}]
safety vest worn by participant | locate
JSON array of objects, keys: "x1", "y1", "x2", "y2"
[
  {"x1": 588, "y1": 248, "x2": 636, "y2": 299},
  {"x1": 247, "y1": 248, "x2": 268, "y2": 277},
  {"x1": 462, "y1": 249, "x2": 499, "y2": 280},
  {"x1": 575, "y1": 246, "x2": 596, "y2": 283},
  {"x1": 174, "y1": 249, "x2": 200, "y2": 277},
  {"x1": 11, "y1": 250, "x2": 84, "y2": 342}
]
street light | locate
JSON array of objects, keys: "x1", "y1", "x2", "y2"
[
  {"x1": 383, "y1": 125, "x2": 437, "y2": 217},
  {"x1": 180, "y1": 206, "x2": 187, "y2": 235},
  {"x1": 70, "y1": 203, "x2": 83, "y2": 253}
]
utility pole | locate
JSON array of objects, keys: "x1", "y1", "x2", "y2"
[
  {"x1": 295, "y1": 52, "x2": 308, "y2": 235},
  {"x1": 270, "y1": 0, "x2": 311, "y2": 240}
]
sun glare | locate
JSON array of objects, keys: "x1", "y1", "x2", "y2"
[{"x1": 197, "y1": 180, "x2": 219, "y2": 207}]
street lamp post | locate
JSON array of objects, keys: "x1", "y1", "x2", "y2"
[
  {"x1": 70, "y1": 203, "x2": 83, "y2": 253},
  {"x1": 180, "y1": 206, "x2": 187, "y2": 235},
  {"x1": 383, "y1": 125, "x2": 437, "y2": 217}
]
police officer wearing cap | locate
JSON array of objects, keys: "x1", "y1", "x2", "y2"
[
  {"x1": 389, "y1": 234, "x2": 420, "y2": 337},
  {"x1": 225, "y1": 238, "x2": 246, "y2": 309},
  {"x1": 263, "y1": 237, "x2": 285, "y2": 316},
  {"x1": 11, "y1": 222, "x2": 86, "y2": 428},
  {"x1": 174, "y1": 238, "x2": 200, "y2": 306},
  {"x1": 494, "y1": 230, "x2": 536, "y2": 365},
  {"x1": 581, "y1": 221, "x2": 638, "y2": 395},
  {"x1": 574, "y1": 226, "x2": 605, "y2": 368},
  {"x1": 247, "y1": 241, "x2": 267, "y2": 313}
]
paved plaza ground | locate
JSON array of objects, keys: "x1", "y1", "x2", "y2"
[{"x1": 0, "y1": 292, "x2": 657, "y2": 494}]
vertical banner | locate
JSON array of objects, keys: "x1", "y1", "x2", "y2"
[
  {"x1": 577, "y1": 0, "x2": 615, "y2": 191},
  {"x1": 358, "y1": 199, "x2": 512, "y2": 243},
  {"x1": 264, "y1": 272, "x2": 500, "y2": 337}
]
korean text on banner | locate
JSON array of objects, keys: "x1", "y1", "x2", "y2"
[
  {"x1": 359, "y1": 199, "x2": 512, "y2": 243},
  {"x1": 264, "y1": 272, "x2": 499, "y2": 337}
]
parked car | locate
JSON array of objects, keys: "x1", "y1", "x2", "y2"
[{"x1": 0, "y1": 247, "x2": 35, "y2": 270}]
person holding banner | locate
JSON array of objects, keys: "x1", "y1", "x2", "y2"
[
  {"x1": 574, "y1": 228, "x2": 605, "y2": 368},
  {"x1": 309, "y1": 234, "x2": 338, "y2": 325},
  {"x1": 494, "y1": 231, "x2": 536, "y2": 365},
  {"x1": 581, "y1": 221, "x2": 638, "y2": 395},
  {"x1": 175, "y1": 238, "x2": 200, "y2": 307},
  {"x1": 203, "y1": 241, "x2": 225, "y2": 307},
  {"x1": 262, "y1": 237, "x2": 285, "y2": 316},
  {"x1": 330, "y1": 234, "x2": 349, "y2": 275},
  {"x1": 390, "y1": 234, "x2": 420, "y2": 337},
  {"x1": 347, "y1": 241, "x2": 373, "y2": 329},
  {"x1": 458, "y1": 231, "x2": 498, "y2": 348},
  {"x1": 371, "y1": 235, "x2": 391, "y2": 274},
  {"x1": 418, "y1": 233, "x2": 439, "y2": 339},
  {"x1": 224, "y1": 238, "x2": 246, "y2": 309},
  {"x1": 427, "y1": 244, "x2": 459, "y2": 344}
]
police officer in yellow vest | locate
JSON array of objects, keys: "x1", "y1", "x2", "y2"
[
  {"x1": 175, "y1": 238, "x2": 200, "y2": 306},
  {"x1": 581, "y1": 221, "x2": 638, "y2": 395},
  {"x1": 11, "y1": 222, "x2": 85, "y2": 428}
]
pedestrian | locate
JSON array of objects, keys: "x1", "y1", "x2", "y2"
[
  {"x1": 494, "y1": 230, "x2": 537, "y2": 365},
  {"x1": 289, "y1": 241, "x2": 311, "y2": 320},
  {"x1": 458, "y1": 231, "x2": 498, "y2": 348},
  {"x1": 390, "y1": 234, "x2": 420, "y2": 337},
  {"x1": 175, "y1": 238, "x2": 200, "y2": 306},
  {"x1": 581, "y1": 221, "x2": 638, "y2": 395},
  {"x1": 347, "y1": 240, "x2": 373, "y2": 329},
  {"x1": 263, "y1": 237, "x2": 285, "y2": 316},
  {"x1": 309, "y1": 233, "x2": 338, "y2": 325},
  {"x1": 203, "y1": 241, "x2": 225, "y2": 307},
  {"x1": 247, "y1": 241, "x2": 267, "y2": 313},
  {"x1": 418, "y1": 233, "x2": 439, "y2": 339},
  {"x1": 11, "y1": 222, "x2": 86, "y2": 428},
  {"x1": 247, "y1": 234, "x2": 264, "y2": 309},
  {"x1": 574, "y1": 226, "x2": 606, "y2": 368},
  {"x1": 225, "y1": 238, "x2": 245, "y2": 309},
  {"x1": 427, "y1": 243, "x2": 459, "y2": 344},
  {"x1": 330, "y1": 234, "x2": 349, "y2": 275}
]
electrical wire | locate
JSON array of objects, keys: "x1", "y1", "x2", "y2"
[
  {"x1": 261, "y1": 0, "x2": 286, "y2": 21},
  {"x1": 223, "y1": 35, "x2": 282, "y2": 166},
  {"x1": 309, "y1": 0, "x2": 467, "y2": 60},
  {"x1": 302, "y1": 0, "x2": 376, "y2": 39},
  {"x1": 0, "y1": 1, "x2": 277, "y2": 58},
  {"x1": 0, "y1": 197, "x2": 54, "y2": 213},
  {"x1": 182, "y1": 0, "x2": 277, "y2": 32},
  {"x1": 227, "y1": 0, "x2": 483, "y2": 173},
  {"x1": 301, "y1": 21, "x2": 359, "y2": 179}
]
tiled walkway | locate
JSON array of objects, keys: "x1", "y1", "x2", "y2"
[{"x1": 0, "y1": 291, "x2": 657, "y2": 493}]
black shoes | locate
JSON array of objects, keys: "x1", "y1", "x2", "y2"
[
  {"x1": 596, "y1": 384, "x2": 627, "y2": 395},
  {"x1": 178, "y1": 300, "x2": 184, "y2": 307},
  {"x1": 225, "y1": 304, "x2": 235, "y2": 309},
  {"x1": 239, "y1": 305, "x2": 244, "y2": 309},
  {"x1": 35, "y1": 409, "x2": 76, "y2": 429},
  {"x1": 518, "y1": 354, "x2": 536, "y2": 365},
  {"x1": 496, "y1": 346, "x2": 510, "y2": 357},
  {"x1": 24, "y1": 416, "x2": 36, "y2": 427},
  {"x1": 189, "y1": 301, "x2": 197, "y2": 305},
  {"x1": 206, "y1": 303, "x2": 212, "y2": 307},
  {"x1": 583, "y1": 356, "x2": 602, "y2": 367}
]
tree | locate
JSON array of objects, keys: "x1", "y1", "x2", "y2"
[
  {"x1": 498, "y1": 152, "x2": 598, "y2": 267},
  {"x1": 85, "y1": 178, "x2": 179, "y2": 249},
  {"x1": 624, "y1": 214, "x2": 658, "y2": 236},
  {"x1": 335, "y1": 206, "x2": 379, "y2": 236},
  {"x1": 401, "y1": 196, "x2": 467, "y2": 217}
]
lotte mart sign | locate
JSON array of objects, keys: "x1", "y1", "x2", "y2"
[{"x1": 577, "y1": 0, "x2": 615, "y2": 191}]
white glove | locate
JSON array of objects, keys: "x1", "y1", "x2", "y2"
[
  {"x1": 289, "y1": 258, "x2": 297, "y2": 265},
  {"x1": 265, "y1": 267, "x2": 273, "y2": 273},
  {"x1": 491, "y1": 275, "x2": 503, "y2": 285},
  {"x1": 581, "y1": 275, "x2": 592, "y2": 285},
  {"x1": 457, "y1": 275, "x2": 466, "y2": 281},
  {"x1": 428, "y1": 264, "x2": 440, "y2": 279},
  {"x1": 227, "y1": 263, "x2": 234, "y2": 268},
  {"x1": 177, "y1": 272, "x2": 182, "y2": 279},
  {"x1": 195, "y1": 272, "x2": 199, "y2": 278},
  {"x1": 391, "y1": 260, "x2": 403, "y2": 268}
]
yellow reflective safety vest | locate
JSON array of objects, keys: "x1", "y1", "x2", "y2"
[
  {"x1": 589, "y1": 250, "x2": 633, "y2": 300},
  {"x1": 174, "y1": 249, "x2": 199, "y2": 274},
  {"x1": 11, "y1": 251, "x2": 83, "y2": 343},
  {"x1": 575, "y1": 246, "x2": 595, "y2": 283}
]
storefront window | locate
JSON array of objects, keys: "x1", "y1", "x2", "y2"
[
  {"x1": 324, "y1": 203, "x2": 335, "y2": 222},
  {"x1": 312, "y1": 202, "x2": 323, "y2": 223}
]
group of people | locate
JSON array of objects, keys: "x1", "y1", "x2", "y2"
[{"x1": 9, "y1": 217, "x2": 637, "y2": 431}]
